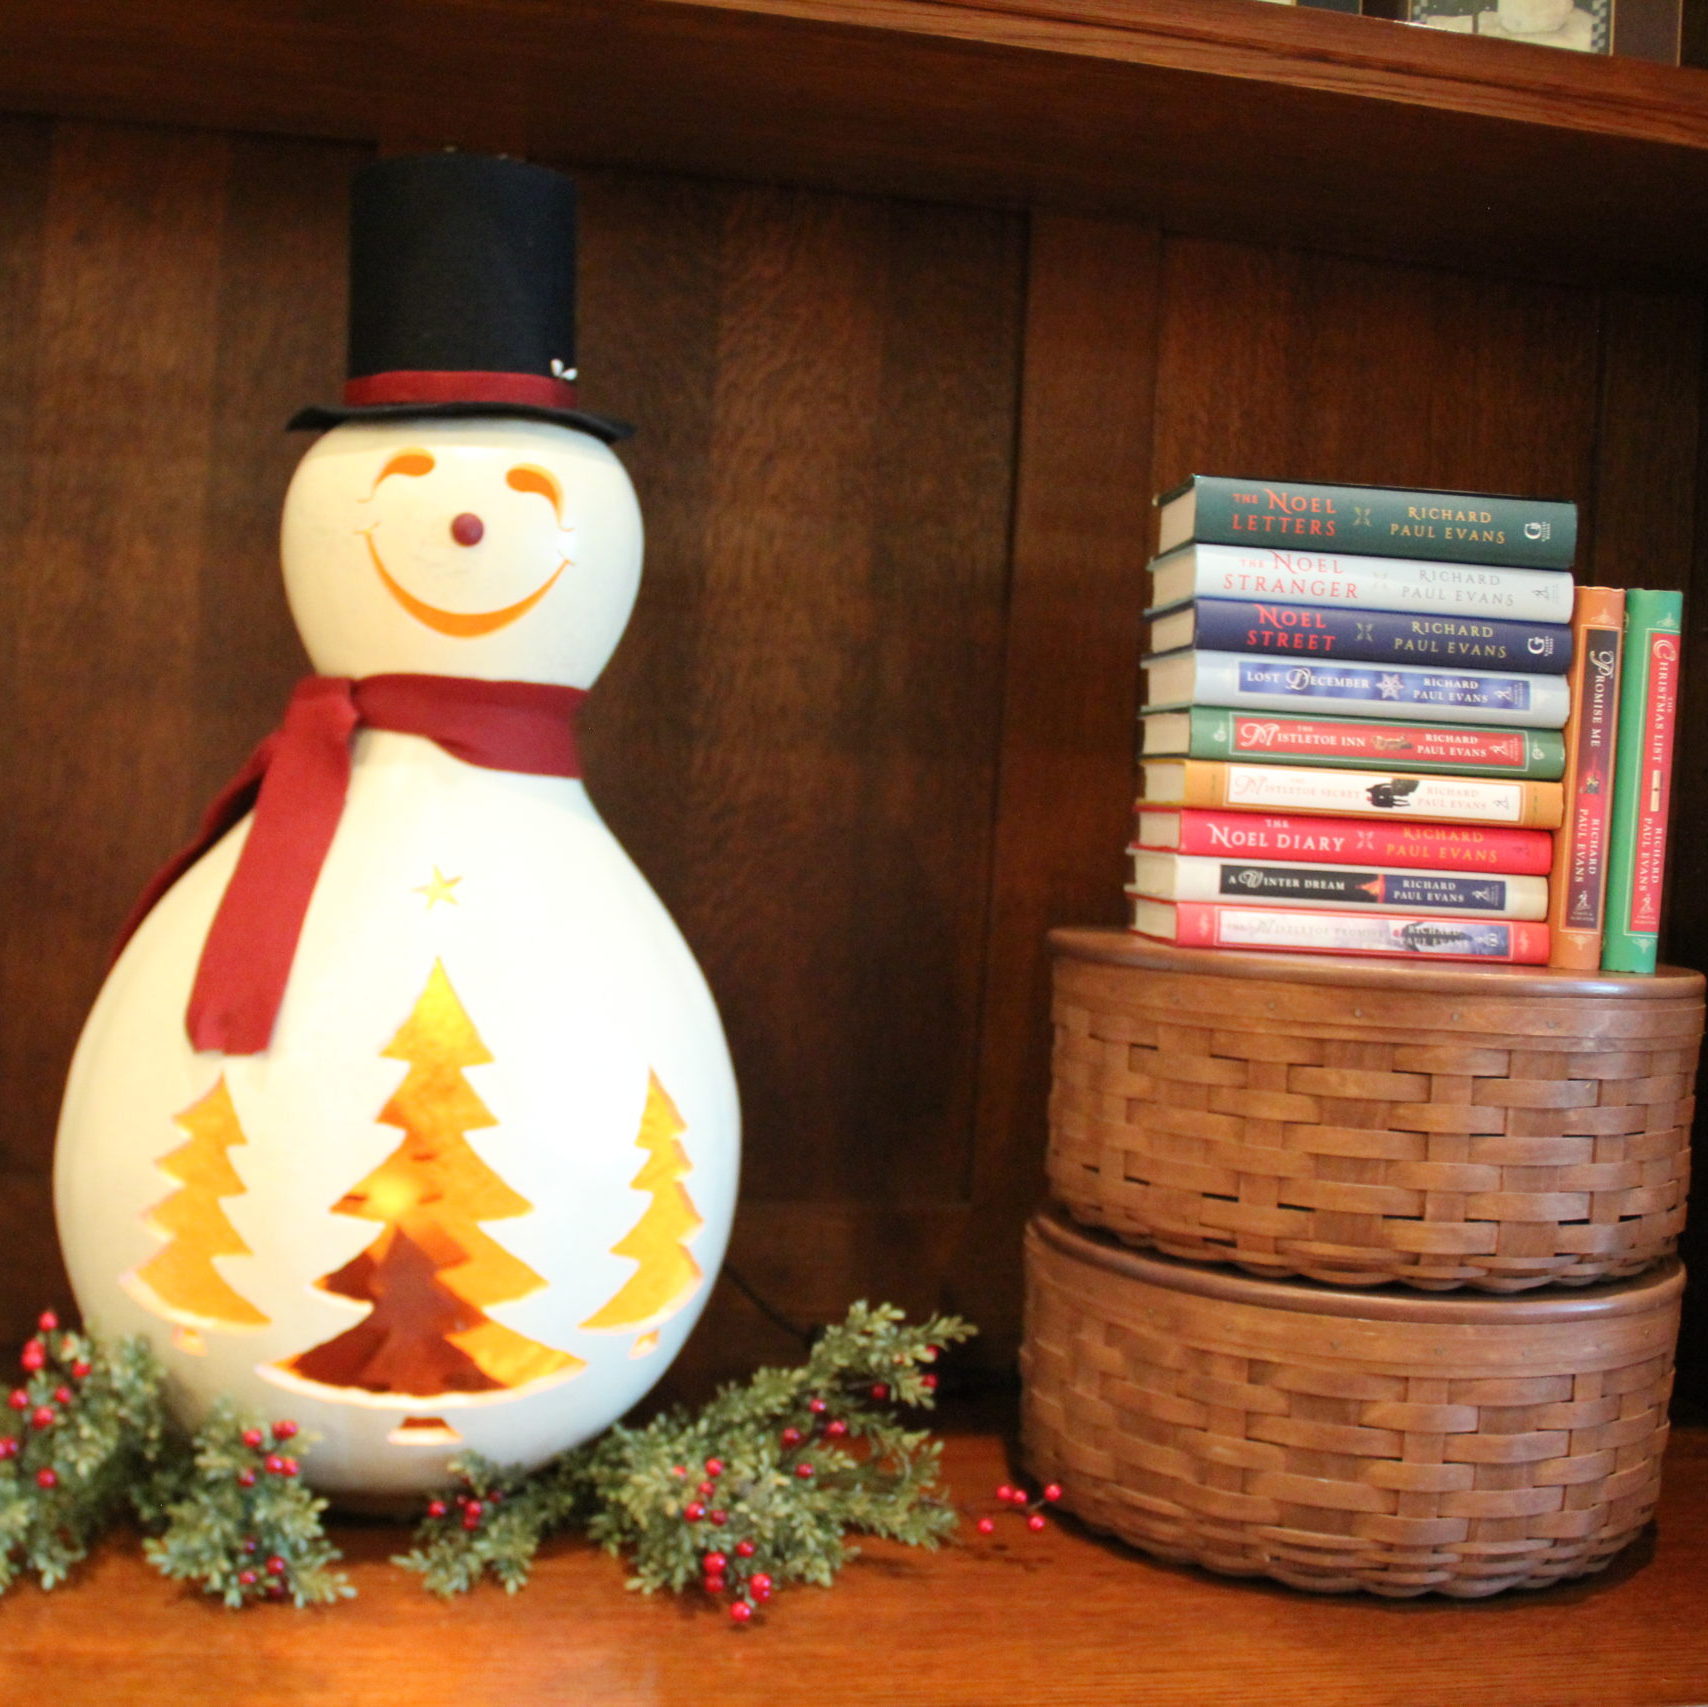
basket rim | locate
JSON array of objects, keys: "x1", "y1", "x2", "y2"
[
  {"x1": 1048, "y1": 926, "x2": 1706, "y2": 1001},
  {"x1": 1030, "y1": 1205, "x2": 1685, "y2": 1322}
]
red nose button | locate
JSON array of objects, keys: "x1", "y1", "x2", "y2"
[{"x1": 450, "y1": 512, "x2": 485, "y2": 547}]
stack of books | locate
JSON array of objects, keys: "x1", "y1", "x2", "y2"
[{"x1": 1128, "y1": 474, "x2": 1684, "y2": 971}]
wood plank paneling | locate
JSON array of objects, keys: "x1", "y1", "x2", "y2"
[
  {"x1": 577, "y1": 174, "x2": 1024, "y2": 1213},
  {"x1": 958, "y1": 212, "x2": 1162, "y2": 1360},
  {"x1": 0, "y1": 123, "x2": 359, "y2": 1346}
]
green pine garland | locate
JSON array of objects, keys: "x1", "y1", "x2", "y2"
[
  {"x1": 397, "y1": 1302, "x2": 976, "y2": 1620},
  {"x1": 0, "y1": 1302, "x2": 977, "y2": 1620}
]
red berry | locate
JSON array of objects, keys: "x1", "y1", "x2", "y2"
[
  {"x1": 0, "y1": 1437, "x2": 17, "y2": 1460},
  {"x1": 996, "y1": 1484, "x2": 1015, "y2": 1502},
  {"x1": 704, "y1": 1457, "x2": 724, "y2": 1478},
  {"x1": 684, "y1": 1502, "x2": 706, "y2": 1522},
  {"x1": 1027, "y1": 1514, "x2": 1047, "y2": 1532},
  {"x1": 20, "y1": 1341, "x2": 45, "y2": 1373},
  {"x1": 266, "y1": 1555, "x2": 287, "y2": 1576},
  {"x1": 35, "y1": 1467, "x2": 58, "y2": 1489},
  {"x1": 70, "y1": 1361, "x2": 91, "y2": 1381},
  {"x1": 488, "y1": 1490, "x2": 504, "y2": 1505},
  {"x1": 272, "y1": 1420, "x2": 299, "y2": 1440},
  {"x1": 824, "y1": 1419, "x2": 849, "y2": 1439},
  {"x1": 704, "y1": 1574, "x2": 726, "y2": 1594},
  {"x1": 923, "y1": 1345, "x2": 939, "y2": 1361},
  {"x1": 729, "y1": 1602, "x2": 753, "y2": 1625},
  {"x1": 976, "y1": 1517, "x2": 996, "y2": 1535},
  {"x1": 237, "y1": 1570, "x2": 258, "y2": 1587},
  {"x1": 264, "y1": 1453, "x2": 285, "y2": 1474},
  {"x1": 780, "y1": 1427, "x2": 803, "y2": 1448},
  {"x1": 7, "y1": 1390, "x2": 27, "y2": 1411},
  {"x1": 734, "y1": 1540, "x2": 756, "y2": 1559},
  {"x1": 464, "y1": 1501, "x2": 484, "y2": 1520},
  {"x1": 53, "y1": 1386, "x2": 73, "y2": 1406},
  {"x1": 670, "y1": 1465, "x2": 688, "y2": 1479},
  {"x1": 461, "y1": 1510, "x2": 481, "y2": 1531},
  {"x1": 237, "y1": 1469, "x2": 257, "y2": 1487},
  {"x1": 808, "y1": 1398, "x2": 827, "y2": 1415},
  {"x1": 36, "y1": 1312, "x2": 58, "y2": 1334},
  {"x1": 794, "y1": 1462, "x2": 814, "y2": 1479},
  {"x1": 30, "y1": 1406, "x2": 54, "y2": 1430},
  {"x1": 870, "y1": 1384, "x2": 889, "y2": 1401},
  {"x1": 709, "y1": 1510, "x2": 728, "y2": 1526},
  {"x1": 697, "y1": 1480, "x2": 716, "y2": 1496},
  {"x1": 241, "y1": 1538, "x2": 258, "y2": 1554},
  {"x1": 750, "y1": 1572, "x2": 773, "y2": 1597},
  {"x1": 703, "y1": 1551, "x2": 728, "y2": 1573},
  {"x1": 242, "y1": 1428, "x2": 265, "y2": 1449},
  {"x1": 278, "y1": 1457, "x2": 300, "y2": 1477},
  {"x1": 1044, "y1": 1483, "x2": 1063, "y2": 1502},
  {"x1": 267, "y1": 1583, "x2": 288, "y2": 1601},
  {"x1": 921, "y1": 1374, "x2": 938, "y2": 1391},
  {"x1": 426, "y1": 1500, "x2": 448, "y2": 1519}
]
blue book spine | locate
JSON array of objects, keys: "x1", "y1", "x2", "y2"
[
  {"x1": 1188, "y1": 599, "x2": 1572, "y2": 673},
  {"x1": 1225, "y1": 654, "x2": 1566, "y2": 722}
]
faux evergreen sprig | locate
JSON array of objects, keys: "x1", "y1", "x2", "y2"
[
  {"x1": 144, "y1": 1405, "x2": 352, "y2": 1608},
  {"x1": 398, "y1": 1301, "x2": 975, "y2": 1621},
  {"x1": 0, "y1": 1313, "x2": 170, "y2": 1591}
]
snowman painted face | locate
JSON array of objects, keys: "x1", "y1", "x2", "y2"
[{"x1": 281, "y1": 416, "x2": 643, "y2": 687}]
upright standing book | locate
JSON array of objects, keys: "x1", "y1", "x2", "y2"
[
  {"x1": 1547, "y1": 586, "x2": 1624, "y2": 969},
  {"x1": 1602, "y1": 589, "x2": 1683, "y2": 974}
]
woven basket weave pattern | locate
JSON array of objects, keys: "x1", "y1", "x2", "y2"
[
  {"x1": 1021, "y1": 1212, "x2": 1681, "y2": 1598},
  {"x1": 1048, "y1": 952, "x2": 1698, "y2": 1291}
]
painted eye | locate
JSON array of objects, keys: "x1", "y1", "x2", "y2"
[
  {"x1": 506, "y1": 464, "x2": 562, "y2": 521},
  {"x1": 372, "y1": 450, "x2": 436, "y2": 492}
]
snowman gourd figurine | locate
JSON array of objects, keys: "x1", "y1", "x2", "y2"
[{"x1": 53, "y1": 154, "x2": 740, "y2": 1504}]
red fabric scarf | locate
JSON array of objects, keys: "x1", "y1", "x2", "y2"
[{"x1": 116, "y1": 673, "x2": 587, "y2": 1056}]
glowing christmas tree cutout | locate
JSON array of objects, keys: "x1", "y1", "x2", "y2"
[
  {"x1": 278, "y1": 960, "x2": 583, "y2": 1398},
  {"x1": 580, "y1": 1072, "x2": 704, "y2": 1351},
  {"x1": 123, "y1": 1076, "x2": 269, "y2": 1330}
]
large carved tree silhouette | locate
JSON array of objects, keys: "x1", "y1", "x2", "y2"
[{"x1": 279, "y1": 961, "x2": 582, "y2": 1397}]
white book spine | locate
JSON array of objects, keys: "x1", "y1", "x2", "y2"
[
  {"x1": 1151, "y1": 651, "x2": 1570, "y2": 729},
  {"x1": 1134, "y1": 851, "x2": 1547, "y2": 919},
  {"x1": 1154, "y1": 543, "x2": 1574, "y2": 622}
]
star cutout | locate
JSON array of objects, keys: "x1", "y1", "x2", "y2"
[{"x1": 416, "y1": 867, "x2": 463, "y2": 909}]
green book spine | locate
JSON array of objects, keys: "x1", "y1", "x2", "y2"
[
  {"x1": 1174, "y1": 706, "x2": 1565, "y2": 778},
  {"x1": 1163, "y1": 475, "x2": 1577, "y2": 568},
  {"x1": 1602, "y1": 590, "x2": 1684, "y2": 974}
]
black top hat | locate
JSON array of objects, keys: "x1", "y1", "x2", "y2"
[{"x1": 289, "y1": 152, "x2": 630, "y2": 441}]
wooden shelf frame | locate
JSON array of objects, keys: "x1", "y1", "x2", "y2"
[{"x1": 4, "y1": 0, "x2": 1708, "y2": 283}]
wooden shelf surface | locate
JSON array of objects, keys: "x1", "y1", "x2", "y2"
[
  {"x1": 3, "y1": 1419, "x2": 1706, "y2": 1706},
  {"x1": 4, "y1": 0, "x2": 1708, "y2": 283}
]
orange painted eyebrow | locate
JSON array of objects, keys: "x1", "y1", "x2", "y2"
[
  {"x1": 507, "y1": 464, "x2": 562, "y2": 522},
  {"x1": 371, "y1": 450, "x2": 436, "y2": 494}
]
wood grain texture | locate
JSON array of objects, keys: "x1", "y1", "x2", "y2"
[
  {"x1": 3, "y1": 1, "x2": 1708, "y2": 283},
  {"x1": 0, "y1": 122, "x2": 357, "y2": 1347},
  {"x1": 960, "y1": 212, "x2": 1160, "y2": 1358},
  {"x1": 0, "y1": 1419, "x2": 1706, "y2": 1706}
]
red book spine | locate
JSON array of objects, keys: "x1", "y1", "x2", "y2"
[
  {"x1": 1163, "y1": 902, "x2": 1550, "y2": 964},
  {"x1": 1628, "y1": 630, "x2": 1681, "y2": 934},
  {"x1": 1145, "y1": 809, "x2": 1554, "y2": 874}
]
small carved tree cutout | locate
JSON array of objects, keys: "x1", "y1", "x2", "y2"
[{"x1": 580, "y1": 1071, "x2": 703, "y2": 1353}]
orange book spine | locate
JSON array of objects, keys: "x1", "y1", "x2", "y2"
[
  {"x1": 1547, "y1": 586, "x2": 1625, "y2": 968},
  {"x1": 1148, "y1": 759, "x2": 1563, "y2": 828}
]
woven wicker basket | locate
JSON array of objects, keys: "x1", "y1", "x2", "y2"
[
  {"x1": 1020, "y1": 1206, "x2": 1682, "y2": 1597},
  {"x1": 1048, "y1": 929, "x2": 1701, "y2": 1292}
]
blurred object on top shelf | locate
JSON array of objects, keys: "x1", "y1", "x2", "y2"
[{"x1": 1401, "y1": 0, "x2": 1681, "y2": 59}]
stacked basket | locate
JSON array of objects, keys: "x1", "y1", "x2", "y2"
[{"x1": 1020, "y1": 929, "x2": 1702, "y2": 1597}]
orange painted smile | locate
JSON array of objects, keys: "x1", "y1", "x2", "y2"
[{"x1": 361, "y1": 531, "x2": 568, "y2": 638}]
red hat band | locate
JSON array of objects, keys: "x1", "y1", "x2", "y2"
[{"x1": 342, "y1": 369, "x2": 581, "y2": 412}]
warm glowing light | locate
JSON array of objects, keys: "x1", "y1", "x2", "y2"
[
  {"x1": 362, "y1": 531, "x2": 567, "y2": 638},
  {"x1": 370, "y1": 449, "x2": 436, "y2": 495}
]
